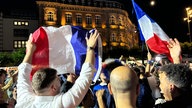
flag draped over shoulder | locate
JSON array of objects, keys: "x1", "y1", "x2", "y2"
[
  {"x1": 31, "y1": 25, "x2": 102, "y2": 82},
  {"x1": 131, "y1": 0, "x2": 173, "y2": 62}
]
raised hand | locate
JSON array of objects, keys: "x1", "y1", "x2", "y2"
[
  {"x1": 86, "y1": 29, "x2": 99, "y2": 49},
  {"x1": 167, "y1": 38, "x2": 181, "y2": 64}
]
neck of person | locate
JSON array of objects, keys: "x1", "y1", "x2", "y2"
[
  {"x1": 114, "y1": 92, "x2": 137, "y2": 108},
  {"x1": 35, "y1": 88, "x2": 56, "y2": 96}
]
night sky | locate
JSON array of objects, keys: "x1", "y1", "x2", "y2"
[
  {"x1": 1, "y1": 0, "x2": 192, "y2": 42},
  {"x1": 125, "y1": 0, "x2": 192, "y2": 42}
]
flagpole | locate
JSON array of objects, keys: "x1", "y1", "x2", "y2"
[
  {"x1": 141, "y1": 41, "x2": 145, "y2": 65},
  {"x1": 145, "y1": 42, "x2": 150, "y2": 52}
]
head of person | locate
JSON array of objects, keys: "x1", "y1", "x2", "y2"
[
  {"x1": 132, "y1": 66, "x2": 141, "y2": 78},
  {"x1": 0, "y1": 69, "x2": 7, "y2": 84},
  {"x1": 158, "y1": 64, "x2": 192, "y2": 101},
  {"x1": 32, "y1": 68, "x2": 61, "y2": 96},
  {"x1": 100, "y1": 58, "x2": 123, "y2": 83},
  {"x1": 108, "y1": 66, "x2": 139, "y2": 100},
  {"x1": 99, "y1": 69, "x2": 109, "y2": 83}
]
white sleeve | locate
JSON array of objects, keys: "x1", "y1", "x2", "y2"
[
  {"x1": 16, "y1": 63, "x2": 35, "y2": 105},
  {"x1": 61, "y1": 62, "x2": 96, "y2": 107}
]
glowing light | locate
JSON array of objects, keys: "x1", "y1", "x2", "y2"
[{"x1": 150, "y1": 0, "x2": 155, "y2": 6}]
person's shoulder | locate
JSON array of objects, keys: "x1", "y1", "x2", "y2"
[
  {"x1": 155, "y1": 98, "x2": 192, "y2": 108},
  {"x1": 154, "y1": 101, "x2": 175, "y2": 108}
]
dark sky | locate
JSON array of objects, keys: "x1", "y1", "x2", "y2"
[
  {"x1": 125, "y1": 0, "x2": 192, "y2": 42},
  {"x1": 1, "y1": 0, "x2": 191, "y2": 42}
]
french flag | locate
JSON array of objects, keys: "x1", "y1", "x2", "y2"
[
  {"x1": 132, "y1": 0, "x2": 173, "y2": 62},
  {"x1": 30, "y1": 25, "x2": 102, "y2": 82}
]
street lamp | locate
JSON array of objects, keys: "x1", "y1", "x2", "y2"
[{"x1": 184, "y1": 7, "x2": 192, "y2": 42}]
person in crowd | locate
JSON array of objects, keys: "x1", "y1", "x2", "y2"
[
  {"x1": 0, "y1": 69, "x2": 9, "y2": 106},
  {"x1": 155, "y1": 64, "x2": 192, "y2": 108},
  {"x1": 93, "y1": 59, "x2": 123, "y2": 108},
  {"x1": 12, "y1": 85, "x2": 17, "y2": 105},
  {"x1": 78, "y1": 88, "x2": 95, "y2": 108},
  {"x1": 108, "y1": 66, "x2": 139, "y2": 108},
  {"x1": 95, "y1": 89, "x2": 106, "y2": 108},
  {"x1": 132, "y1": 66, "x2": 155, "y2": 108},
  {"x1": 93, "y1": 69, "x2": 109, "y2": 94},
  {"x1": 149, "y1": 38, "x2": 182, "y2": 106},
  {"x1": 153, "y1": 38, "x2": 192, "y2": 107},
  {"x1": 62, "y1": 73, "x2": 95, "y2": 108},
  {"x1": 15, "y1": 29, "x2": 99, "y2": 108},
  {"x1": 93, "y1": 70, "x2": 109, "y2": 108},
  {"x1": 2, "y1": 69, "x2": 14, "y2": 99},
  {"x1": 145, "y1": 51, "x2": 163, "y2": 103}
]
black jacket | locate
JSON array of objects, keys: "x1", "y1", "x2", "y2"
[{"x1": 154, "y1": 91, "x2": 192, "y2": 108}]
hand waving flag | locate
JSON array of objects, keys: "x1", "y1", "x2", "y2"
[
  {"x1": 132, "y1": 0, "x2": 173, "y2": 62},
  {"x1": 30, "y1": 25, "x2": 102, "y2": 82}
]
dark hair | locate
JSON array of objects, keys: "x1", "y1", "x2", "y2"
[
  {"x1": 32, "y1": 68, "x2": 57, "y2": 92},
  {"x1": 0, "y1": 69, "x2": 6, "y2": 76},
  {"x1": 105, "y1": 59, "x2": 123, "y2": 72},
  {"x1": 159, "y1": 64, "x2": 192, "y2": 91},
  {"x1": 132, "y1": 66, "x2": 141, "y2": 77}
]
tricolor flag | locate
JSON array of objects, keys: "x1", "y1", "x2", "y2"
[
  {"x1": 131, "y1": 0, "x2": 173, "y2": 62},
  {"x1": 30, "y1": 25, "x2": 102, "y2": 82}
]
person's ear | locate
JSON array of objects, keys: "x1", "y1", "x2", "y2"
[
  {"x1": 108, "y1": 83, "x2": 113, "y2": 95},
  {"x1": 51, "y1": 84, "x2": 56, "y2": 92},
  {"x1": 170, "y1": 84, "x2": 176, "y2": 93}
]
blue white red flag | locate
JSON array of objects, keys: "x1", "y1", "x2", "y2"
[
  {"x1": 30, "y1": 25, "x2": 102, "y2": 82},
  {"x1": 131, "y1": 0, "x2": 173, "y2": 62}
]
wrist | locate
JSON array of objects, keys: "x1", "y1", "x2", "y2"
[
  {"x1": 87, "y1": 46, "x2": 95, "y2": 51},
  {"x1": 147, "y1": 60, "x2": 154, "y2": 65}
]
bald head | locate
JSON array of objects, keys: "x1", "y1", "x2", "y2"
[{"x1": 110, "y1": 66, "x2": 139, "y2": 92}]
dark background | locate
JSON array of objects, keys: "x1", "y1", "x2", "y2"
[
  {"x1": 124, "y1": 0, "x2": 192, "y2": 42},
  {"x1": 1, "y1": 0, "x2": 192, "y2": 42}
]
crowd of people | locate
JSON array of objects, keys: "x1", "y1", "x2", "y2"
[{"x1": 0, "y1": 29, "x2": 192, "y2": 108}]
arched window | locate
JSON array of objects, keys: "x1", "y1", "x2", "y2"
[
  {"x1": 109, "y1": 16, "x2": 115, "y2": 25},
  {"x1": 118, "y1": 17, "x2": 122, "y2": 26},
  {"x1": 47, "y1": 12, "x2": 54, "y2": 21},
  {"x1": 120, "y1": 33, "x2": 124, "y2": 42},
  {"x1": 111, "y1": 33, "x2": 116, "y2": 41}
]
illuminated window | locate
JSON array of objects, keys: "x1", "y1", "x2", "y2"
[
  {"x1": 65, "y1": 13, "x2": 72, "y2": 24},
  {"x1": 119, "y1": 17, "x2": 122, "y2": 26},
  {"x1": 111, "y1": 33, "x2": 116, "y2": 41},
  {"x1": 76, "y1": 14, "x2": 82, "y2": 24},
  {"x1": 25, "y1": 22, "x2": 28, "y2": 26},
  {"x1": 86, "y1": 14, "x2": 92, "y2": 25},
  {"x1": 120, "y1": 33, "x2": 124, "y2": 42},
  {"x1": 13, "y1": 21, "x2": 29, "y2": 26},
  {"x1": 14, "y1": 40, "x2": 27, "y2": 48},
  {"x1": 14, "y1": 22, "x2": 17, "y2": 25},
  {"x1": 47, "y1": 12, "x2": 54, "y2": 21},
  {"x1": 18, "y1": 22, "x2": 21, "y2": 25},
  {"x1": 14, "y1": 41, "x2": 17, "y2": 48},
  {"x1": 95, "y1": 15, "x2": 101, "y2": 25},
  {"x1": 109, "y1": 16, "x2": 115, "y2": 25}
]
